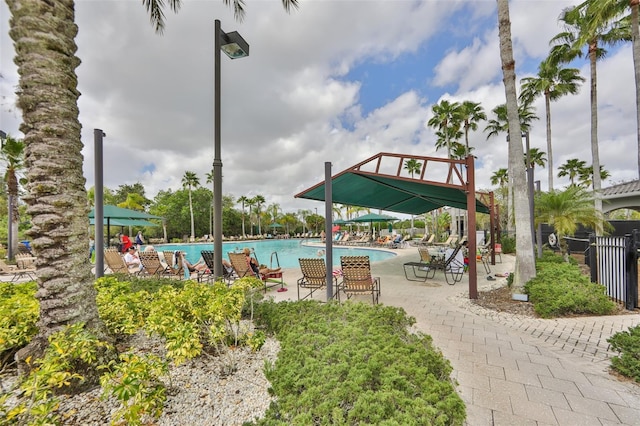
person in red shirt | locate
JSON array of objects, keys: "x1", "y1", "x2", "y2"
[{"x1": 120, "y1": 234, "x2": 133, "y2": 253}]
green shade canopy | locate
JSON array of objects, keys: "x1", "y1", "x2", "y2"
[
  {"x1": 89, "y1": 205, "x2": 161, "y2": 220},
  {"x1": 350, "y1": 213, "x2": 399, "y2": 223},
  {"x1": 332, "y1": 219, "x2": 352, "y2": 225},
  {"x1": 295, "y1": 152, "x2": 490, "y2": 215},
  {"x1": 89, "y1": 218, "x2": 158, "y2": 227},
  {"x1": 269, "y1": 223, "x2": 284, "y2": 228}
]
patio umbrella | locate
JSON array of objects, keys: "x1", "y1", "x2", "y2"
[
  {"x1": 333, "y1": 219, "x2": 351, "y2": 225},
  {"x1": 351, "y1": 213, "x2": 399, "y2": 237}
]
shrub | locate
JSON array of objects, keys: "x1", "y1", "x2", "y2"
[
  {"x1": 0, "y1": 281, "x2": 39, "y2": 367},
  {"x1": 252, "y1": 301, "x2": 466, "y2": 425},
  {"x1": 524, "y1": 262, "x2": 616, "y2": 318},
  {"x1": 501, "y1": 236, "x2": 515, "y2": 254},
  {"x1": 608, "y1": 325, "x2": 640, "y2": 382}
]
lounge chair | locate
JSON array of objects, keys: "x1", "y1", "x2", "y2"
[
  {"x1": 228, "y1": 252, "x2": 284, "y2": 293},
  {"x1": 200, "y1": 250, "x2": 236, "y2": 284},
  {"x1": 339, "y1": 256, "x2": 381, "y2": 304},
  {"x1": 414, "y1": 234, "x2": 434, "y2": 246},
  {"x1": 433, "y1": 234, "x2": 458, "y2": 247},
  {"x1": 403, "y1": 247, "x2": 439, "y2": 282},
  {"x1": 104, "y1": 248, "x2": 138, "y2": 275},
  {"x1": 139, "y1": 251, "x2": 169, "y2": 277},
  {"x1": 162, "y1": 251, "x2": 186, "y2": 279},
  {"x1": 297, "y1": 258, "x2": 339, "y2": 301},
  {"x1": 429, "y1": 244, "x2": 465, "y2": 285},
  {"x1": 0, "y1": 258, "x2": 36, "y2": 282}
]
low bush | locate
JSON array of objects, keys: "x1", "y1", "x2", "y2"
[
  {"x1": 252, "y1": 301, "x2": 466, "y2": 425},
  {"x1": 0, "y1": 281, "x2": 38, "y2": 367},
  {"x1": 524, "y1": 260, "x2": 616, "y2": 318},
  {"x1": 609, "y1": 325, "x2": 640, "y2": 382}
]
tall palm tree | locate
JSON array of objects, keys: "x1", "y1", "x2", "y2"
[
  {"x1": 550, "y1": 2, "x2": 630, "y2": 232},
  {"x1": 428, "y1": 100, "x2": 461, "y2": 159},
  {"x1": 525, "y1": 148, "x2": 547, "y2": 192},
  {"x1": 237, "y1": 196, "x2": 249, "y2": 237},
  {"x1": 205, "y1": 169, "x2": 215, "y2": 237},
  {"x1": 589, "y1": 0, "x2": 640, "y2": 179},
  {"x1": 497, "y1": 0, "x2": 537, "y2": 289},
  {"x1": 404, "y1": 159, "x2": 421, "y2": 235},
  {"x1": 558, "y1": 158, "x2": 587, "y2": 186},
  {"x1": 490, "y1": 168, "x2": 509, "y2": 208},
  {"x1": 484, "y1": 102, "x2": 538, "y2": 235},
  {"x1": 0, "y1": 135, "x2": 25, "y2": 260},
  {"x1": 245, "y1": 198, "x2": 256, "y2": 235},
  {"x1": 5, "y1": 0, "x2": 298, "y2": 367},
  {"x1": 459, "y1": 101, "x2": 487, "y2": 155},
  {"x1": 252, "y1": 195, "x2": 266, "y2": 235},
  {"x1": 182, "y1": 171, "x2": 200, "y2": 241},
  {"x1": 519, "y1": 58, "x2": 585, "y2": 190}
]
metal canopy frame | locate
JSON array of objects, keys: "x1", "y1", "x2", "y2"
[{"x1": 295, "y1": 152, "x2": 496, "y2": 299}]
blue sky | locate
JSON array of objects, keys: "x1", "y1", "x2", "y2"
[{"x1": 0, "y1": 0, "x2": 636, "y2": 218}]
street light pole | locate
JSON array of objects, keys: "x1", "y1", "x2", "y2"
[{"x1": 213, "y1": 19, "x2": 249, "y2": 280}]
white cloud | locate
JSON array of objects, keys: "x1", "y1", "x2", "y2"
[{"x1": 1, "y1": 0, "x2": 638, "y2": 218}]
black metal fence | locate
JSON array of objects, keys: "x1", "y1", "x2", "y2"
[{"x1": 588, "y1": 232, "x2": 638, "y2": 310}]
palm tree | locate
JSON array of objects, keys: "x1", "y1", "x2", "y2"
[
  {"x1": 205, "y1": 168, "x2": 214, "y2": 236},
  {"x1": 404, "y1": 159, "x2": 421, "y2": 236},
  {"x1": 519, "y1": 58, "x2": 585, "y2": 190},
  {"x1": 484, "y1": 102, "x2": 538, "y2": 235},
  {"x1": 490, "y1": 168, "x2": 509, "y2": 188},
  {"x1": 5, "y1": 0, "x2": 298, "y2": 367},
  {"x1": 558, "y1": 158, "x2": 587, "y2": 186},
  {"x1": 428, "y1": 100, "x2": 461, "y2": 159},
  {"x1": 0, "y1": 135, "x2": 25, "y2": 260},
  {"x1": 458, "y1": 101, "x2": 487, "y2": 155},
  {"x1": 182, "y1": 171, "x2": 199, "y2": 241},
  {"x1": 578, "y1": 164, "x2": 611, "y2": 188},
  {"x1": 245, "y1": 198, "x2": 256, "y2": 235},
  {"x1": 589, "y1": 0, "x2": 640, "y2": 179},
  {"x1": 535, "y1": 186, "x2": 605, "y2": 258},
  {"x1": 237, "y1": 196, "x2": 249, "y2": 237},
  {"x1": 497, "y1": 0, "x2": 537, "y2": 289},
  {"x1": 550, "y1": 2, "x2": 630, "y2": 232},
  {"x1": 252, "y1": 195, "x2": 266, "y2": 235}
]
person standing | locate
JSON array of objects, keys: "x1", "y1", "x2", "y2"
[
  {"x1": 120, "y1": 234, "x2": 133, "y2": 253},
  {"x1": 135, "y1": 231, "x2": 145, "y2": 249}
]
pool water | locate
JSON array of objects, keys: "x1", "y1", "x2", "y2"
[{"x1": 154, "y1": 239, "x2": 396, "y2": 269}]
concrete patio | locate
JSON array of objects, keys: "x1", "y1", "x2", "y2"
[{"x1": 271, "y1": 246, "x2": 640, "y2": 425}]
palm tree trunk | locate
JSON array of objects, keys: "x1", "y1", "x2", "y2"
[
  {"x1": 497, "y1": 0, "x2": 536, "y2": 289},
  {"x1": 545, "y1": 92, "x2": 554, "y2": 191},
  {"x1": 7, "y1": 0, "x2": 109, "y2": 371},
  {"x1": 188, "y1": 189, "x2": 195, "y2": 241},
  {"x1": 589, "y1": 42, "x2": 603, "y2": 234}
]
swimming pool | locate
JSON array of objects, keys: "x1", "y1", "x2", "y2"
[{"x1": 154, "y1": 239, "x2": 396, "y2": 269}]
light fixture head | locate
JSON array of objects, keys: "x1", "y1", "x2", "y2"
[{"x1": 220, "y1": 31, "x2": 249, "y2": 59}]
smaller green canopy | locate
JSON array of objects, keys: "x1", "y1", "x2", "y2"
[
  {"x1": 89, "y1": 205, "x2": 161, "y2": 220},
  {"x1": 333, "y1": 219, "x2": 352, "y2": 225},
  {"x1": 350, "y1": 213, "x2": 399, "y2": 223}
]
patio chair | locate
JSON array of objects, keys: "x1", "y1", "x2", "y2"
[
  {"x1": 162, "y1": 250, "x2": 185, "y2": 279},
  {"x1": 228, "y1": 252, "x2": 285, "y2": 293},
  {"x1": 200, "y1": 250, "x2": 236, "y2": 284},
  {"x1": 429, "y1": 244, "x2": 465, "y2": 285},
  {"x1": 139, "y1": 251, "x2": 169, "y2": 277},
  {"x1": 104, "y1": 248, "x2": 137, "y2": 275},
  {"x1": 414, "y1": 234, "x2": 435, "y2": 246},
  {"x1": 297, "y1": 258, "x2": 339, "y2": 301},
  {"x1": 339, "y1": 256, "x2": 381, "y2": 304},
  {"x1": 0, "y1": 258, "x2": 36, "y2": 282}
]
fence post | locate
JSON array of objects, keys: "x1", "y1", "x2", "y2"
[
  {"x1": 627, "y1": 231, "x2": 639, "y2": 310},
  {"x1": 589, "y1": 233, "x2": 597, "y2": 283}
]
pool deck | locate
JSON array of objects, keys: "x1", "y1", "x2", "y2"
[{"x1": 270, "y1": 245, "x2": 640, "y2": 426}]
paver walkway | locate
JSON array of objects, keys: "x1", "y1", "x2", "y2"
[{"x1": 273, "y1": 246, "x2": 640, "y2": 425}]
